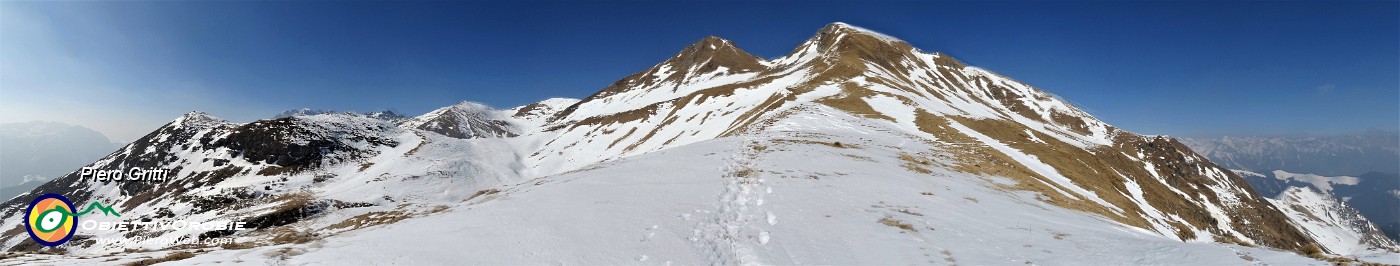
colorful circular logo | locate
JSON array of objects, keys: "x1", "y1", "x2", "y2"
[{"x1": 24, "y1": 194, "x2": 77, "y2": 246}]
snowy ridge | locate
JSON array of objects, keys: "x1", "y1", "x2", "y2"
[
  {"x1": 400, "y1": 101, "x2": 519, "y2": 139},
  {"x1": 1269, "y1": 186, "x2": 1400, "y2": 256},
  {"x1": 1271, "y1": 170, "x2": 1360, "y2": 194},
  {"x1": 1181, "y1": 132, "x2": 1400, "y2": 175},
  {"x1": 507, "y1": 97, "x2": 579, "y2": 129},
  {"x1": 1, "y1": 22, "x2": 1382, "y2": 265}
]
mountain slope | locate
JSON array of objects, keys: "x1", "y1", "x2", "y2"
[
  {"x1": 528, "y1": 22, "x2": 1314, "y2": 250},
  {"x1": 400, "y1": 101, "x2": 519, "y2": 139},
  {"x1": 3, "y1": 22, "x2": 1387, "y2": 264},
  {"x1": 1236, "y1": 169, "x2": 1400, "y2": 243},
  {"x1": 1269, "y1": 186, "x2": 1400, "y2": 255},
  {"x1": 143, "y1": 106, "x2": 1330, "y2": 265}
]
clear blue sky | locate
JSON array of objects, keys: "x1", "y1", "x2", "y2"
[{"x1": 2, "y1": 1, "x2": 1395, "y2": 141}]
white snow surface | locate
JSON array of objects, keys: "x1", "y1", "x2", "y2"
[{"x1": 1270, "y1": 170, "x2": 1360, "y2": 194}]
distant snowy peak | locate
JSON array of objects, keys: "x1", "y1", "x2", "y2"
[
  {"x1": 171, "y1": 111, "x2": 228, "y2": 129},
  {"x1": 1181, "y1": 131, "x2": 1400, "y2": 175},
  {"x1": 400, "y1": 101, "x2": 517, "y2": 139},
  {"x1": 274, "y1": 108, "x2": 337, "y2": 118},
  {"x1": 276, "y1": 108, "x2": 407, "y2": 122},
  {"x1": 1271, "y1": 170, "x2": 1360, "y2": 194},
  {"x1": 509, "y1": 98, "x2": 579, "y2": 128},
  {"x1": 362, "y1": 110, "x2": 408, "y2": 121},
  {"x1": 1270, "y1": 186, "x2": 1400, "y2": 255}
]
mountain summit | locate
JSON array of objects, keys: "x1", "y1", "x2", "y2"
[
  {"x1": 1, "y1": 23, "x2": 1391, "y2": 264},
  {"x1": 582, "y1": 35, "x2": 767, "y2": 101}
]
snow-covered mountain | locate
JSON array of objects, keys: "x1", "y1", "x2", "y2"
[
  {"x1": 1185, "y1": 132, "x2": 1400, "y2": 245},
  {"x1": 1235, "y1": 169, "x2": 1400, "y2": 244},
  {"x1": 400, "y1": 101, "x2": 519, "y2": 139},
  {"x1": 1268, "y1": 186, "x2": 1399, "y2": 255},
  {"x1": 1, "y1": 23, "x2": 1392, "y2": 265}
]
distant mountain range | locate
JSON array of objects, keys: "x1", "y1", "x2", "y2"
[
  {"x1": 0, "y1": 121, "x2": 118, "y2": 200},
  {"x1": 1182, "y1": 130, "x2": 1399, "y2": 176}
]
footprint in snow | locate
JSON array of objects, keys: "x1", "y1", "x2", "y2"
[{"x1": 642, "y1": 225, "x2": 658, "y2": 242}]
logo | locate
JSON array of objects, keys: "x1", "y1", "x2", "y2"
[{"x1": 23, "y1": 193, "x2": 121, "y2": 246}]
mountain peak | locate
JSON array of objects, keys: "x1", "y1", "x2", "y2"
[
  {"x1": 172, "y1": 111, "x2": 226, "y2": 128},
  {"x1": 401, "y1": 101, "x2": 516, "y2": 139},
  {"x1": 813, "y1": 22, "x2": 907, "y2": 47},
  {"x1": 818, "y1": 22, "x2": 899, "y2": 41},
  {"x1": 578, "y1": 36, "x2": 766, "y2": 101},
  {"x1": 669, "y1": 35, "x2": 765, "y2": 73},
  {"x1": 450, "y1": 100, "x2": 493, "y2": 110},
  {"x1": 776, "y1": 22, "x2": 920, "y2": 70}
]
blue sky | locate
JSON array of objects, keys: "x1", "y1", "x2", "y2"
[{"x1": 1, "y1": 1, "x2": 1395, "y2": 141}]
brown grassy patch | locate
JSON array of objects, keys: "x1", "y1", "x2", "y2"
[
  {"x1": 566, "y1": 104, "x2": 661, "y2": 131},
  {"x1": 219, "y1": 241, "x2": 255, "y2": 250},
  {"x1": 1214, "y1": 235, "x2": 1255, "y2": 247},
  {"x1": 357, "y1": 162, "x2": 374, "y2": 172},
  {"x1": 269, "y1": 229, "x2": 319, "y2": 245},
  {"x1": 843, "y1": 154, "x2": 875, "y2": 162},
  {"x1": 734, "y1": 168, "x2": 757, "y2": 178},
  {"x1": 466, "y1": 189, "x2": 501, "y2": 202},
  {"x1": 607, "y1": 128, "x2": 639, "y2": 149},
  {"x1": 751, "y1": 144, "x2": 768, "y2": 153},
  {"x1": 256, "y1": 166, "x2": 293, "y2": 176},
  {"x1": 898, "y1": 153, "x2": 934, "y2": 174},
  {"x1": 896, "y1": 209, "x2": 924, "y2": 216},
  {"x1": 1300, "y1": 243, "x2": 1327, "y2": 259},
  {"x1": 325, "y1": 210, "x2": 412, "y2": 231},
  {"x1": 814, "y1": 83, "x2": 895, "y2": 122},
  {"x1": 622, "y1": 115, "x2": 680, "y2": 152},
  {"x1": 718, "y1": 93, "x2": 788, "y2": 137},
  {"x1": 1290, "y1": 205, "x2": 1325, "y2": 222},
  {"x1": 403, "y1": 132, "x2": 427, "y2": 157},
  {"x1": 1167, "y1": 220, "x2": 1198, "y2": 241},
  {"x1": 772, "y1": 139, "x2": 853, "y2": 149},
  {"x1": 879, "y1": 217, "x2": 917, "y2": 232}
]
